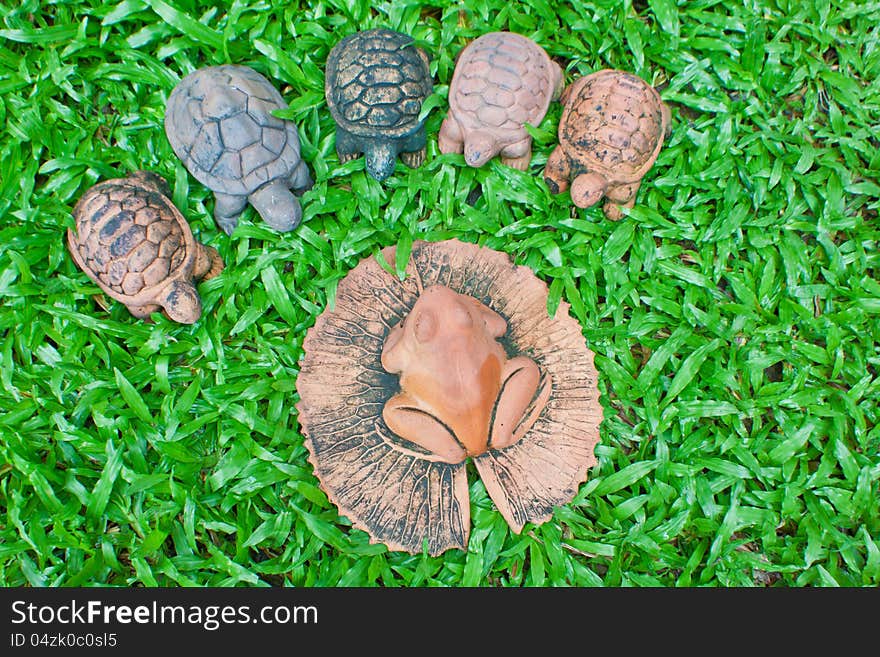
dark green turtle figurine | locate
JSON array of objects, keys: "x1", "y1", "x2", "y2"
[{"x1": 325, "y1": 29, "x2": 433, "y2": 181}]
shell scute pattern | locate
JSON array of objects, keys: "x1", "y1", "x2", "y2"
[
  {"x1": 328, "y1": 29, "x2": 431, "y2": 133},
  {"x1": 72, "y1": 183, "x2": 186, "y2": 298},
  {"x1": 166, "y1": 65, "x2": 300, "y2": 196},
  {"x1": 565, "y1": 71, "x2": 664, "y2": 176},
  {"x1": 451, "y1": 32, "x2": 555, "y2": 133}
]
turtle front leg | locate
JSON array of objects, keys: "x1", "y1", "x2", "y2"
[
  {"x1": 490, "y1": 356, "x2": 547, "y2": 450},
  {"x1": 399, "y1": 126, "x2": 427, "y2": 169},
  {"x1": 334, "y1": 126, "x2": 360, "y2": 163},
  {"x1": 603, "y1": 181, "x2": 641, "y2": 221},
  {"x1": 383, "y1": 393, "x2": 468, "y2": 464},
  {"x1": 543, "y1": 145, "x2": 571, "y2": 194},
  {"x1": 437, "y1": 116, "x2": 464, "y2": 155},
  {"x1": 213, "y1": 193, "x2": 248, "y2": 235},
  {"x1": 193, "y1": 243, "x2": 224, "y2": 281},
  {"x1": 661, "y1": 101, "x2": 672, "y2": 138},
  {"x1": 126, "y1": 303, "x2": 161, "y2": 320},
  {"x1": 550, "y1": 61, "x2": 565, "y2": 101},
  {"x1": 499, "y1": 137, "x2": 533, "y2": 171},
  {"x1": 399, "y1": 149, "x2": 425, "y2": 168},
  {"x1": 289, "y1": 159, "x2": 313, "y2": 194}
]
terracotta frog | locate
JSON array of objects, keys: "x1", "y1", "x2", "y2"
[{"x1": 381, "y1": 285, "x2": 543, "y2": 464}]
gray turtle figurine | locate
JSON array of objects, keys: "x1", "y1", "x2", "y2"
[
  {"x1": 67, "y1": 171, "x2": 224, "y2": 324},
  {"x1": 165, "y1": 64, "x2": 313, "y2": 235},
  {"x1": 325, "y1": 28, "x2": 433, "y2": 181}
]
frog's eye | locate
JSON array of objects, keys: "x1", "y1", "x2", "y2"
[{"x1": 413, "y1": 309, "x2": 437, "y2": 343}]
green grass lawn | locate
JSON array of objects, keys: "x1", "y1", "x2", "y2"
[{"x1": 0, "y1": 0, "x2": 878, "y2": 587}]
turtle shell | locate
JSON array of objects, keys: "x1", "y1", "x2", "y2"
[
  {"x1": 325, "y1": 28, "x2": 433, "y2": 138},
  {"x1": 296, "y1": 239, "x2": 603, "y2": 555},
  {"x1": 449, "y1": 32, "x2": 557, "y2": 137},
  {"x1": 165, "y1": 65, "x2": 304, "y2": 197},
  {"x1": 68, "y1": 174, "x2": 195, "y2": 304},
  {"x1": 560, "y1": 69, "x2": 667, "y2": 183}
]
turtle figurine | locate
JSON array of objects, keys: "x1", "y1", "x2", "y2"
[
  {"x1": 325, "y1": 28, "x2": 434, "y2": 181},
  {"x1": 543, "y1": 69, "x2": 671, "y2": 220},
  {"x1": 67, "y1": 171, "x2": 224, "y2": 324},
  {"x1": 439, "y1": 32, "x2": 564, "y2": 170},
  {"x1": 165, "y1": 64, "x2": 313, "y2": 235}
]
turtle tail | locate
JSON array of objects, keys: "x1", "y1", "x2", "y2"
[{"x1": 130, "y1": 170, "x2": 172, "y2": 198}]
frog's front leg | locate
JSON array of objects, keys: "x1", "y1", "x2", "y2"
[
  {"x1": 382, "y1": 393, "x2": 468, "y2": 464},
  {"x1": 490, "y1": 356, "x2": 544, "y2": 450}
]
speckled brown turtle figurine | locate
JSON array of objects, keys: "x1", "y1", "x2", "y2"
[
  {"x1": 439, "y1": 32, "x2": 563, "y2": 170},
  {"x1": 325, "y1": 28, "x2": 433, "y2": 181},
  {"x1": 296, "y1": 239, "x2": 603, "y2": 555},
  {"x1": 544, "y1": 69, "x2": 671, "y2": 220},
  {"x1": 165, "y1": 64, "x2": 312, "y2": 235},
  {"x1": 67, "y1": 171, "x2": 224, "y2": 324}
]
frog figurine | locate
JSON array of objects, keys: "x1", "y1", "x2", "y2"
[{"x1": 380, "y1": 284, "x2": 545, "y2": 464}]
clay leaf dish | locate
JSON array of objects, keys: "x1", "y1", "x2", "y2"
[{"x1": 296, "y1": 239, "x2": 603, "y2": 555}]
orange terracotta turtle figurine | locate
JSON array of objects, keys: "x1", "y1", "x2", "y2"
[
  {"x1": 544, "y1": 69, "x2": 671, "y2": 220},
  {"x1": 296, "y1": 239, "x2": 603, "y2": 555}
]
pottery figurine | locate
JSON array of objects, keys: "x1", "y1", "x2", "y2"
[
  {"x1": 543, "y1": 69, "x2": 671, "y2": 220},
  {"x1": 296, "y1": 239, "x2": 603, "y2": 555},
  {"x1": 325, "y1": 28, "x2": 433, "y2": 181},
  {"x1": 439, "y1": 31, "x2": 563, "y2": 170},
  {"x1": 381, "y1": 284, "x2": 546, "y2": 464},
  {"x1": 165, "y1": 64, "x2": 313, "y2": 235},
  {"x1": 67, "y1": 171, "x2": 224, "y2": 324}
]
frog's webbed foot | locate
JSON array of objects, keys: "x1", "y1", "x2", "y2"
[
  {"x1": 382, "y1": 393, "x2": 468, "y2": 464},
  {"x1": 490, "y1": 356, "x2": 550, "y2": 450}
]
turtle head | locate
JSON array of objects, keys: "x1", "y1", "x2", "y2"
[
  {"x1": 159, "y1": 280, "x2": 202, "y2": 325},
  {"x1": 364, "y1": 142, "x2": 397, "y2": 181},
  {"x1": 248, "y1": 181, "x2": 303, "y2": 232},
  {"x1": 463, "y1": 131, "x2": 498, "y2": 168},
  {"x1": 570, "y1": 172, "x2": 607, "y2": 209}
]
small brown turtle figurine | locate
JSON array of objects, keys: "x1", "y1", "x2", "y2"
[
  {"x1": 439, "y1": 32, "x2": 564, "y2": 169},
  {"x1": 67, "y1": 171, "x2": 224, "y2": 324},
  {"x1": 297, "y1": 240, "x2": 603, "y2": 555},
  {"x1": 544, "y1": 69, "x2": 671, "y2": 220}
]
